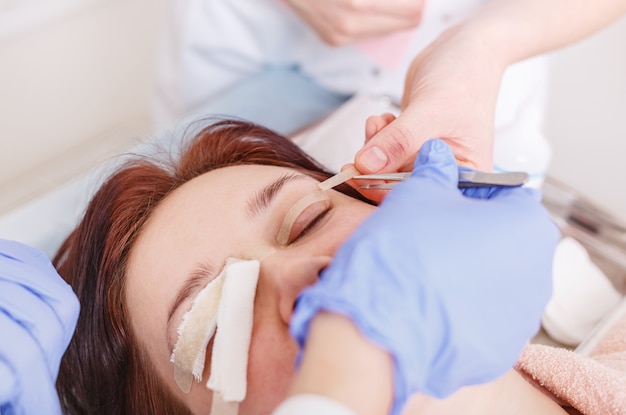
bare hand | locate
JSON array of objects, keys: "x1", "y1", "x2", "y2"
[
  {"x1": 285, "y1": 0, "x2": 425, "y2": 46},
  {"x1": 344, "y1": 112, "x2": 397, "y2": 203},
  {"x1": 354, "y1": 24, "x2": 508, "y2": 177}
]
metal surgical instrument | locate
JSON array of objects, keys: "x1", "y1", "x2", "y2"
[{"x1": 353, "y1": 171, "x2": 529, "y2": 190}]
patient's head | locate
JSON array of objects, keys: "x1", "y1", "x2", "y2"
[{"x1": 54, "y1": 119, "x2": 376, "y2": 414}]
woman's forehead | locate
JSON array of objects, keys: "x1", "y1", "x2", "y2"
[
  {"x1": 146, "y1": 164, "x2": 298, "y2": 227},
  {"x1": 165, "y1": 164, "x2": 304, "y2": 207},
  {"x1": 203, "y1": 163, "x2": 298, "y2": 179},
  {"x1": 129, "y1": 164, "x2": 313, "y2": 264}
]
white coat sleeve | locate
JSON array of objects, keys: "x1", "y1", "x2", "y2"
[{"x1": 272, "y1": 395, "x2": 358, "y2": 415}]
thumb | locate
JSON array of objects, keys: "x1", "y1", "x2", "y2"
[
  {"x1": 410, "y1": 139, "x2": 459, "y2": 188},
  {"x1": 355, "y1": 116, "x2": 422, "y2": 173}
]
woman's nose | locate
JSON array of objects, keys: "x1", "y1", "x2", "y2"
[{"x1": 255, "y1": 254, "x2": 332, "y2": 325}]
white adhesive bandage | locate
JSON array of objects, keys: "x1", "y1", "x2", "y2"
[{"x1": 170, "y1": 258, "x2": 260, "y2": 414}]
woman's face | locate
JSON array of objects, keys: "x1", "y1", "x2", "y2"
[{"x1": 125, "y1": 164, "x2": 376, "y2": 414}]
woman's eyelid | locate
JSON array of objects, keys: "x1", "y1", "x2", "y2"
[
  {"x1": 276, "y1": 189, "x2": 331, "y2": 246},
  {"x1": 287, "y1": 199, "x2": 332, "y2": 244}
]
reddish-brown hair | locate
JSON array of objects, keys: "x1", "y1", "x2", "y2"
[{"x1": 54, "y1": 119, "x2": 371, "y2": 414}]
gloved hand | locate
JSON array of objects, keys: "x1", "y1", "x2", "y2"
[
  {"x1": 291, "y1": 139, "x2": 559, "y2": 415},
  {"x1": 0, "y1": 240, "x2": 79, "y2": 415}
]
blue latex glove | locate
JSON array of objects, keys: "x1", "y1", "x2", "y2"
[
  {"x1": 0, "y1": 240, "x2": 79, "y2": 415},
  {"x1": 291, "y1": 139, "x2": 559, "y2": 415}
]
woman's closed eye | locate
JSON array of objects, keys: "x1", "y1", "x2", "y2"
[
  {"x1": 276, "y1": 189, "x2": 333, "y2": 246},
  {"x1": 288, "y1": 200, "x2": 332, "y2": 244}
]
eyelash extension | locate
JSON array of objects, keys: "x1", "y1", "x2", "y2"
[{"x1": 290, "y1": 206, "x2": 332, "y2": 244}]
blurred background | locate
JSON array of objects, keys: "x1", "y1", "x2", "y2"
[{"x1": 1, "y1": 0, "x2": 625, "y2": 219}]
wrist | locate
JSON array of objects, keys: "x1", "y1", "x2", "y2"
[
  {"x1": 289, "y1": 313, "x2": 394, "y2": 415},
  {"x1": 463, "y1": 6, "x2": 544, "y2": 65},
  {"x1": 442, "y1": 16, "x2": 517, "y2": 71}
]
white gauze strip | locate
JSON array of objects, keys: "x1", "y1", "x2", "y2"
[
  {"x1": 170, "y1": 258, "x2": 260, "y2": 414},
  {"x1": 171, "y1": 271, "x2": 225, "y2": 393},
  {"x1": 207, "y1": 260, "x2": 259, "y2": 406}
]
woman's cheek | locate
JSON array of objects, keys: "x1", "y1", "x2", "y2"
[
  {"x1": 327, "y1": 208, "x2": 375, "y2": 252},
  {"x1": 242, "y1": 321, "x2": 298, "y2": 412}
]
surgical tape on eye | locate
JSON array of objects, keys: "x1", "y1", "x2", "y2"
[
  {"x1": 207, "y1": 260, "x2": 259, "y2": 404},
  {"x1": 171, "y1": 272, "x2": 224, "y2": 393},
  {"x1": 170, "y1": 258, "x2": 260, "y2": 414},
  {"x1": 275, "y1": 167, "x2": 359, "y2": 245},
  {"x1": 317, "y1": 165, "x2": 360, "y2": 191},
  {"x1": 276, "y1": 190, "x2": 330, "y2": 246}
]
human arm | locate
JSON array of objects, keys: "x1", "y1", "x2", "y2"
[
  {"x1": 472, "y1": 0, "x2": 626, "y2": 63},
  {"x1": 273, "y1": 313, "x2": 393, "y2": 415},
  {"x1": 355, "y1": 0, "x2": 626, "y2": 175},
  {"x1": 0, "y1": 240, "x2": 79, "y2": 414},
  {"x1": 276, "y1": 336, "x2": 568, "y2": 415},
  {"x1": 284, "y1": 0, "x2": 425, "y2": 46},
  {"x1": 281, "y1": 139, "x2": 560, "y2": 415}
]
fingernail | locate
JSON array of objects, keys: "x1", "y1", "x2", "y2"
[{"x1": 360, "y1": 146, "x2": 388, "y2": 171}]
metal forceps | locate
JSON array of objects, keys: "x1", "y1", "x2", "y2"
[{"x1": 353, "y1": 171, "x2": 529, "y2": 190}]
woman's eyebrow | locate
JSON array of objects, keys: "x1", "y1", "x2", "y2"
[
  {"x1": 166, "y1": 261, "x2": 218, "y2": 351},
  {"x1": 246, "y1": 173, "x2": 309, "y2": 219}
]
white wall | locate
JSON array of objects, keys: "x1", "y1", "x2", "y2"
[
  {"x1": 545, "y1": 14, "x2": 626, "y2": 222},
  {"x1": 0, "y1": 0, "x2": 168, "y2": 213}
]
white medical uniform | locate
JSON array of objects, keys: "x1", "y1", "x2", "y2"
[
  {"x1": 272, "y1": 395, "x2": 358, "y2": 415},
  {"x1": 154, "y1": 0, "x2": 551, "y2": 176}
]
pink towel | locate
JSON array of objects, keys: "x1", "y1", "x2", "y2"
[{"x1": 515, "y1": 309, "x2": 626, "y2": 415}]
